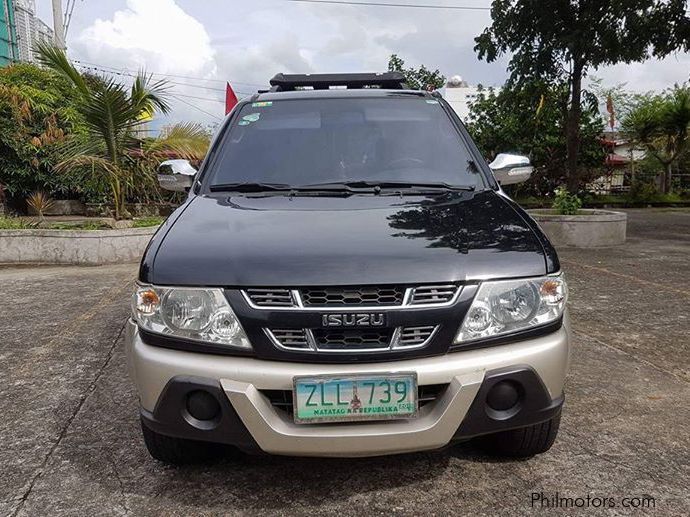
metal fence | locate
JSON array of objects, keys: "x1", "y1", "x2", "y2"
[{"x1": 586, "y1": 169, "x2": 690, "y2": 195}]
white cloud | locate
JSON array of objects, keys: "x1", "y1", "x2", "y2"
[
  {"x1": 592, "y1": 53, "x2": 690, "y2": 93},
  {"x1": 73, "y1": 0, "x2": 221, "y2": 126},
  {"x1": 76, "y1": 0, "x2": 215, "y2": 74}
]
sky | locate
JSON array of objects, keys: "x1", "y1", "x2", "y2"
[{"x1": 35, "y1": 0, "x2": 690, "y2": 129}]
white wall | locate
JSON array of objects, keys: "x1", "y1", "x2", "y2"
[{"x1": 443, "y1": 85, "x2": 483, "y2": 121}]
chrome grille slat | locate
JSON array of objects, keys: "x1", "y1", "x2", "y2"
[
  {"x1": 397, "y1": 326, "x2": 437, "y2": 347},
  {"x1": 410, "y1": 284, "x2": 458, "y2": 305},
  {"x1": 266, "y1": 329, "x2": 310, "y2": 350},
  {"x1": 246, "y1": 288, "x2": 294, "y2": 307}
]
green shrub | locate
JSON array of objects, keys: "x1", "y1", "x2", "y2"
[{"x1": 552, "y1": 187, "x2": 582, "y2": 215}]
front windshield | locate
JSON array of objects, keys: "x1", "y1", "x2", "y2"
[{"x1": 207, "y1": 96, "x2": 485, "y2": 189}]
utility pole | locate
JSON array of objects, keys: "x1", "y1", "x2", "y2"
[{"x1": 51, "y1": 0, "x2": 65, "y2": 49}]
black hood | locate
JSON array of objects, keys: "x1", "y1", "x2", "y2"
[{"x1": 145, "y1": 190, "x2": 550, "y2": 287}]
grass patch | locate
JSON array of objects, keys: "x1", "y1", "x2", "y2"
[
  {"x1": 0, "y1": 216, "x2": 35, "y2": 229},
  {"x1": 132, "y1": 216, "x2": 165, "y2": 228},
  {"x1": 0, "y1": 216, "x2": 164, "y2": 230},
  {"x1": 47, "y1": 221, "x2": 109, "y2": 230}
]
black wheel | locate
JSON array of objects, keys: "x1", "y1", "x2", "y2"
[
  {"x1": 477, "y1": 411, "x2": 561, "y2": 458},
  {"x1": 140, "y1": 419, "x2": 221, "y2": 465}
]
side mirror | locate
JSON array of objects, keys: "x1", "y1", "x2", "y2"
[
  {"x1": 488, "y1": 153, "x2": 534, "y2": 185},
  {"x1": 157, "y1": 159, "x2": 197, "y2": 192}
]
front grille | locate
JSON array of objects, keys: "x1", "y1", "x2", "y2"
[
  {"x1": 410, "y1": 285, "x2": 457, "y2": 305},
  {"x1": 396, "y1": 326, "x2": 437, "y2": 348},
  {"x1": 301, "y1": 286, "x2": 405, "y2": 307},
  {"x1": 266, "y1": 325, "x2": 438, "y2": 352},
  {"x1": 312, "y1": 328, "x2": 392, "y2": 350},
  {"x1": 245, "y1": 288, "x2": 294, "y2": 307},
  {"x1": 243, "y1": 284, "x2": 460, "y2": 309},
  {"x1": 262, "y1": 383, "x2": 448, "y2": 417}
]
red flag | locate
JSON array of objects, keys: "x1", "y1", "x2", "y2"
[{"x1": 225, "y1": 82, "x2": 238, "y2": 115}]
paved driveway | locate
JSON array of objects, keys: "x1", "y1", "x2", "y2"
[{"x1": 1, "y1": 209, "x2": 688, "y2": 516}]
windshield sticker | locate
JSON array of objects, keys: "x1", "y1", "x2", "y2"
[
  {"x1": 252, "y1": 101, "x2": 273, "y2": 108},
  {"x1": 238, "y1": 120, "x2": 250, "y2": 126},
  {"x1": 241, "y1": 113, "x2": 261, "y2": 123},
  {"x1": 425, "y1": 99, "x2": 439, "y2": 104}
]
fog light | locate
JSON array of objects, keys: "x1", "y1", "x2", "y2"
[
  {"x1": 486, "y1": 380, "x2": 520, "y2": 411},
  {"x1": 186, "y1": 390, "x2": 220, "y2": 421}
]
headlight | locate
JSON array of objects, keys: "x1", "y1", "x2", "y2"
[
  {"x1": 454, "y1": 274, "x2": 567, "y2": 343},
  {"x1": 132, "y1": 284, "x2": 251, "y2": 349}
]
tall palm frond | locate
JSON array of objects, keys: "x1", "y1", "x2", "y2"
[
  {"x1": 130, "y1": 73, "x2": 171, "y2": 117},
  {"x1": 144, "y1": 122, "x2": 210, "y2": 161},
  {"x1": 35, "y1": 42, "x2": 89, "y2": 97},
  {"x1": 54, "y1": 154, "x2": 121, "y2": 179}
]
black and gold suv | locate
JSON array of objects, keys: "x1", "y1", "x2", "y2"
[{"x1": 127, "y1": 73, "x2": 570, "y2": 463}]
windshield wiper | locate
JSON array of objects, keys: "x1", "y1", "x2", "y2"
[
  {"x1": 300, "y1": 181, "x2": 476, "y2": 192},
  {"x1": 209, "y1": 182, "x2": 294, "y2": 193}
]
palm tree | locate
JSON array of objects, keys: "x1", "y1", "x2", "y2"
[
  {"x1": 36, "y1": 44, "x2": 203, "y2": 219},
  {"x1": 623, "y1": 86, "x2": 690, "y2": 194}
]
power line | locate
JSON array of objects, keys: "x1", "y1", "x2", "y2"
[
  {"x1": 74, "y1": 63, "x2": 255, "y2": 96},
  {"x1": 290, "y1": 0, "x2": 690, "y2": 14},
  {"x1": 286, "y1": 0, "x2": 491, "y2": 10},
  {"x1": 75, "y1": 63, "x2": 226, "y2": 92},
  {"x1": 72, "y1": 59, "x2": 267, "y2": 88},
  {"x1": 170, "y1": 94, "x2": 222, "y2": 121}
]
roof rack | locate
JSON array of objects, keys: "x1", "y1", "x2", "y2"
[{"x1": 268, "y1": 72, "x2": 408, "y2": 92}]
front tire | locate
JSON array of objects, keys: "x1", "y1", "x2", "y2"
[
  {"x1": 140, "y1": 419, "x2": 221, "y2": 465},
  {"x1": 477, "y1": 410, "x2": 561, "y2": 457}
]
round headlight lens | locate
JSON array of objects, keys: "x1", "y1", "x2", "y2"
[
  {"x1": 161, "y1": 289, "x2": 214, "y2": 332},
  {"x1": 490, "y1": 282, "x2": 539, "y2": 324},
  {"x1": 465, "y1": 303, "x2": 493, "y2": 333},
  {"x1": 208, "y1": 310, "x2": 240, "y2": 340}
]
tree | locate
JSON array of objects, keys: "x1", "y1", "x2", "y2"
[
  {"x1": 623, "y1": 85, "x2": 690, "y2": 193},
  {"x1": 388, "y1": 54, "x2": 445, "y2": 90},
  {"x1": 36, "y1": 44, "x2": 201, "y2": 219},
  {"x1": 466, "y1": 81, "x2": 604, "y2": 196},
  {"x1": 475, "y1": 0, "x2": 690, "y2": 192},
  {"x1": 0, "y1": 62, "x2": 87, "y2": 202}
]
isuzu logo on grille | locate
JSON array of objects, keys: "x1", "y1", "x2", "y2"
[{"x1": 322, "y1": 313, "x2": 385, "y2": 327}]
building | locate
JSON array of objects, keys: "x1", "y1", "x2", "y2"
[
  {"x1": 1, "y1": 0, "x2": 19, "y2": 66},
  {"x1": 13, "y1": 0, "x2": 36, "y2": 62},
  {"x1": 12, "y1": 0, "x2": 52, "y2": 63},
  {"x1": 35, "y1": 16, "x2": 53, "y2": 47},
  {"x1": 442, "y1": 75, "x2": 485, "y2": 120}
]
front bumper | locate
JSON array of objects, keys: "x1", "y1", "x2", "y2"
[{"x1": 126, "y1": 315, "x2": 571, "y2": 457}]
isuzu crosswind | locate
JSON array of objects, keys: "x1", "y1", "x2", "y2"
[{"x1": 127, "y1": 72, "x2": 569, "y2": 463}]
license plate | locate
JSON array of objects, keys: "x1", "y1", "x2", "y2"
[{"x1": 293, "y1": 373, "x2": 418, "y2": 424}]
